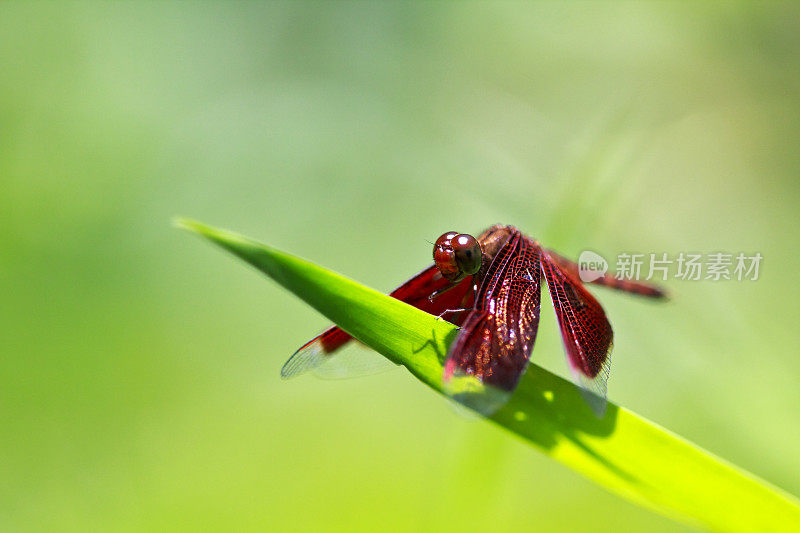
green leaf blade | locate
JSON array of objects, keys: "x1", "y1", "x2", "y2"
[{"x1": 178, "y1": 218, "x2": 800, "y2": 532}]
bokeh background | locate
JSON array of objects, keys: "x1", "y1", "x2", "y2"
[{"x1": 2, "y1": 2, "x2": 799, "y2": 531}]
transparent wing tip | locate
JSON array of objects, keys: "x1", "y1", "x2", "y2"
[
  {"x1": 571, "y1": 357, "x2": 610, "y2": 418},
  {"x1": 310, "y1": 345, "x2": 398, "y2": 380},
  {"x1": 578, "y1": 378, "x2": 608, "y2": 417},
  {"x1": 443, "y1": 370, "x2": 511, "y2": 417},
  {"x1": 280, "y1": 342, "x2": 325, "y2": 379}
]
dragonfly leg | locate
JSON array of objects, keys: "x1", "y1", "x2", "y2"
[{"x1": 436, "y1": 307, "x2": 473, "y2": 320}]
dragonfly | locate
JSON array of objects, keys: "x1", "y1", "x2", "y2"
[{"x1": 282, "y1": 225, "x2": 665, "y2": 415}]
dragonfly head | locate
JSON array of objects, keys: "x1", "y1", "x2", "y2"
[{"x1": 433, "y1": 231, "x2": 482, "y2": 282}]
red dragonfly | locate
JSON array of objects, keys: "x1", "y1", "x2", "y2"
[{"x1": 282, "y1": 225, "x2": 665, "y2": 415}]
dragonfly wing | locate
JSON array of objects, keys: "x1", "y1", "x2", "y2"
[
  {"x1": 281, "y1": 326, "x2": 351, "y2": 378},
  {"x1": 281, "y1": 264, "x2": 474, "y2": 379},
  {"x1": 443, "y1": 231, "x2": 542, "y2": 415},
  {"x1": 545, "y1": 248, "x2": 666, "y2": 299},
  {"x1": 541, "y1": 249, "x2": 613, "y2": 415},
  {"x1": 311, "y1": 343, "x2": 399, "y2": 380}
]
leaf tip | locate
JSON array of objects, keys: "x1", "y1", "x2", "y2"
[{"x1": 173, "y1": 216, "x2": 204, "y2": 233}]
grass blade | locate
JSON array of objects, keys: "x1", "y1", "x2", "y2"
[{"x1": 177, "y1": 218, "x2": 800, "y2": 532}]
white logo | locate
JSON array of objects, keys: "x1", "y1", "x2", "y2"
[{"x1": 578, "y1": 250, "x2": 608, "y2": 282}]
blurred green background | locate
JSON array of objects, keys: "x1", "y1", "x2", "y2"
[{"x1": 2, "y1": 2, "x2": 799, "y2": 531}]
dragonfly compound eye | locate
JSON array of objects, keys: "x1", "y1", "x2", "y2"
[
  {"x1": 452, "y1": 234, "x2": 482, "y2": 276},
  {"x1": 433, "y1": 231, "x2": 462, "y2": 281},
  {"x1": 434, "y1": 231, "x2": 459, "y2": 251}
]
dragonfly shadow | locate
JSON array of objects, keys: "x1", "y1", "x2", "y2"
[
  {"x1": 412, "y1": 325, "x2": 459, "y2": 366},
  {"x1": 490, "y1": 367, "x2": 638, "y2": 485},
  {"x1": 411, "y1": 325, "x2": 637, "y2": 484}
]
